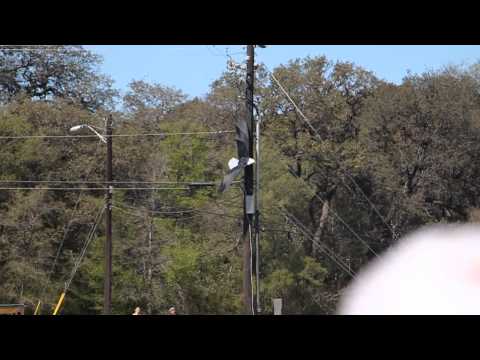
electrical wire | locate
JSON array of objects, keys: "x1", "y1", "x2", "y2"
[
  {"x1": 0, "y1": 47, "x2": 72, "y2": 51},
  {"x1": 278, "y1": 207, "x2": 356, "y2": 278},
  {"x1": 114, "y1": 205, "x2": 196, "y2": 215},
  {"x1": 281, "y1": 207, "x2": 355, "y2": 274},
  {"x1": 205, "y1": 45, "x2": 226, "y2": 57},
  {"x1": 0, "y1": 187, "x2": 191, "y2": 191},
  {"x1": 265, "y1": 144, "x2": 379, "y2": 258},
  {"x1": 112, "y1": 205, "x2": 193, "y2": 216},
  {"x1": 0, "y1": 180, "x2": 227, "y2": 185},
  {"x1": 38, "y1": 140, "x2": 104, "y2": 306},
  {"x1": 64, "y1": 204, "x2": 105, "y2": 292},
  {"x1": 0, "y1": 130, "x2": 234, "y2": 140},
  {"x1": 44, "y1": 202, "x2": 106, "y2": 314},
  {"x1": 269, "y1": 70, "x2": 395, "y2": 239},
  {"x1": 112, "y1": 204, "x2": 240, "y2": 220},
  {"x1": 283, "y1": 162, "x2": 379, "y2": 257}
]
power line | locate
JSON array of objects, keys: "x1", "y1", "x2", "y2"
[
  {"x1": 112, "y1": 206, "x2": 238, "y2": 222},
  {"x1": 113, "y1": 198, "x2": 243, "y2": 221},
  {"x1": 269, "y1": 70, "x2": 395, "y2": 239},
  {"x1": 205, "y1": 45, "x2": 226, "y2": 57},
  {"x1": 47, "y1": 202, "x2": 105, "y2": 314},
  {"x1": 0, "y1": 187, "x2": 191, "y2": 191},
  {"x1": 312, "y1": 190, "x2": 379, "y2": 257},
  {"x1": 112, "y1": 205, "x2": 195, "y2": 216},
  {"x1": 286, "y1": 167, "x2": 379, "y2": 257},
  {"x1": 250, "y1": 96, "x2": 379, "y2": 258},
  {"x1": 39, "y1": 140, "x2": 104, "y2": 306},
  {"x1": 161, "y1": 213, "x2": 206, "y2": 222},
  {"x1": 118, "y1": 197, "x2": 241, "y2": 211},
  {"x1": 205, "y1": 45, "x2": 245, "y2": 59},
  {"x1": 64, "y1": 204, "x2": 106, "y2": 292},
  {"x1": 0, "y1": 130, "x2": 235, "y2": 140},
  {"x1": 213, "y1": 63, "x2": 379, "y2": 258},
  {"x1": 278, "y1": 207, "x2": 356, "y2": 278},
  {"x1": 112, "y1": 204, "x2": 240, "y2": 219},
  {"x1": 101, "y1": 131, "x2": 234, "y2": 137},
  {"x1": 0, "y1": 47, "x2": 73, "y2": 51},
  {"x1": 0, "y1": 180, "x2": 233, "y2": 185},
  {"x1": 113, "y1": 202, "x2": 190, "y2": 212},
  {"x1": 281, "y1": 207, "x2": 354, "y2": 272},
  {"x1": 267, "y1": 149, "x2": 379, "y2": 258},
  {"x1": 270, "y1": 73, "x2": 321, "y2": 140}
]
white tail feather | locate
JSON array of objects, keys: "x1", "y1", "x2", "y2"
[{"x1": 227, "y1": 157, "x2": 255, "y2": 170}]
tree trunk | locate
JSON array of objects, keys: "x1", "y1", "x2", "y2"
[
  {"x1": 312, "y1": 187, "x2": 336, "y2": 257},
  {"x1": 313, "y1": 200, "x2": 330, "y2": 256}
]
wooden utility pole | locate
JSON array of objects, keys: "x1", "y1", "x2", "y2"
[
  {"x1": 255, "y1": 97, "x2": 261, "y2": 314},
  {"x1": 104, "y1": 114, "x2": 113, "y2": 315},
  {"x1": 243, "y1": 45, "x2": 255, "y2": 314}
]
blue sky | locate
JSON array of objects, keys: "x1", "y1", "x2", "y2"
[{"x1": 84, "y1": 45, "x2": 480, "y2": 99}]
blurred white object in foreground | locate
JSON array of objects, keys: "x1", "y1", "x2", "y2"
[{"x1": 337, "y1": 224, "x2": 480, "y2": 315}]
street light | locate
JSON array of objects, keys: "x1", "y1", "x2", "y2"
[
  {"x1": 70, "y1": 118, "x2": 113, "y2": 315},
  {"x1": 70, "y1": 124, "x2": 107, "y2": 143}
]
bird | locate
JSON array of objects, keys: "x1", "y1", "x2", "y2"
[
  {"x1": 337, "y1": 224, "x2": 480, "y2": 315},
  {"x1": 219, "y1": 119, "x2": 255, "y2": 193}
]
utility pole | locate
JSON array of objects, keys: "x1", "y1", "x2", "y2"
[
  {"x1": 255, "y1": 101, "x2": 261, "y2": 314},
  {"x1": 104, "y1": 114, "x2": 113, "y2": 315},
  {"x1": 243, "y1": 45, "x2": 255, "y2": 315},
  {"x1": 253, "y1": 45, "x2": 266, "y2": 314}
]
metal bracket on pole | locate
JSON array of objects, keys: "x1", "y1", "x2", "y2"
[
  {"x1": 246, "y1": 195, "x2": 254, "y2": 215},
  {"x1": 273, "y1": 298, "x2": 282, "y2": 315}
]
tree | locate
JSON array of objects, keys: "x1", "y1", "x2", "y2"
[
  {"x1": 359, "y1": 66, "x2": 480, "y2": 239},
  {"x1": 261, "y1": 57, "x2": 382, "y2": 287},
  {"x1": 0, "y1": 45, "x2": 118, "y2": 110},
  {"x1": 122, "y1": 80, "x2": 187, "y2": 129},
  {"x1": 4, "y1": 48, "x2": 480, "y2": 315}
]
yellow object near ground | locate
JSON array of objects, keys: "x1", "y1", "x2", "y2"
[
  {"x1": 53, "y1": 292, "x2": 66, "y2": 315},
  {"x1": 34, "y1": 301, "x2": 41, "y2": 315}
]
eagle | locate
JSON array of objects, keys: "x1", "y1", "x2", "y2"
[{"x1": 219, "y1": 119, "x2": 255, "y2": 193}]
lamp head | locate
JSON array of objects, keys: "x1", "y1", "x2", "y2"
[{"x1": 70, "y1": 125, "x2": 85, "y2": 132}]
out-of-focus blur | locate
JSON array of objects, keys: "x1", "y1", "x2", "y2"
[{"x1": 337, "y1": 224, "x2": 480, "y2": 315}]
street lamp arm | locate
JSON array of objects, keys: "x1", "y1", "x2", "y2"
[{"x1": 70, "y1": 124, "x2": 107, "y2": 143}]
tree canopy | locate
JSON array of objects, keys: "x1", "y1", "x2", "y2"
[{"x1": 1, "y1": 46, "x2": 480, "y2": 314}]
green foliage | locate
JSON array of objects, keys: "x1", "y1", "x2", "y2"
[
  {"x1": 2, "y1": 48, "x2": 480, "y2": 314},
  {"x1": 0, "y1": 45, "x2": 118, "y2": 110},
  {"x1": 262, "y1": 257, "x2": 331, "y2": 314}
]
